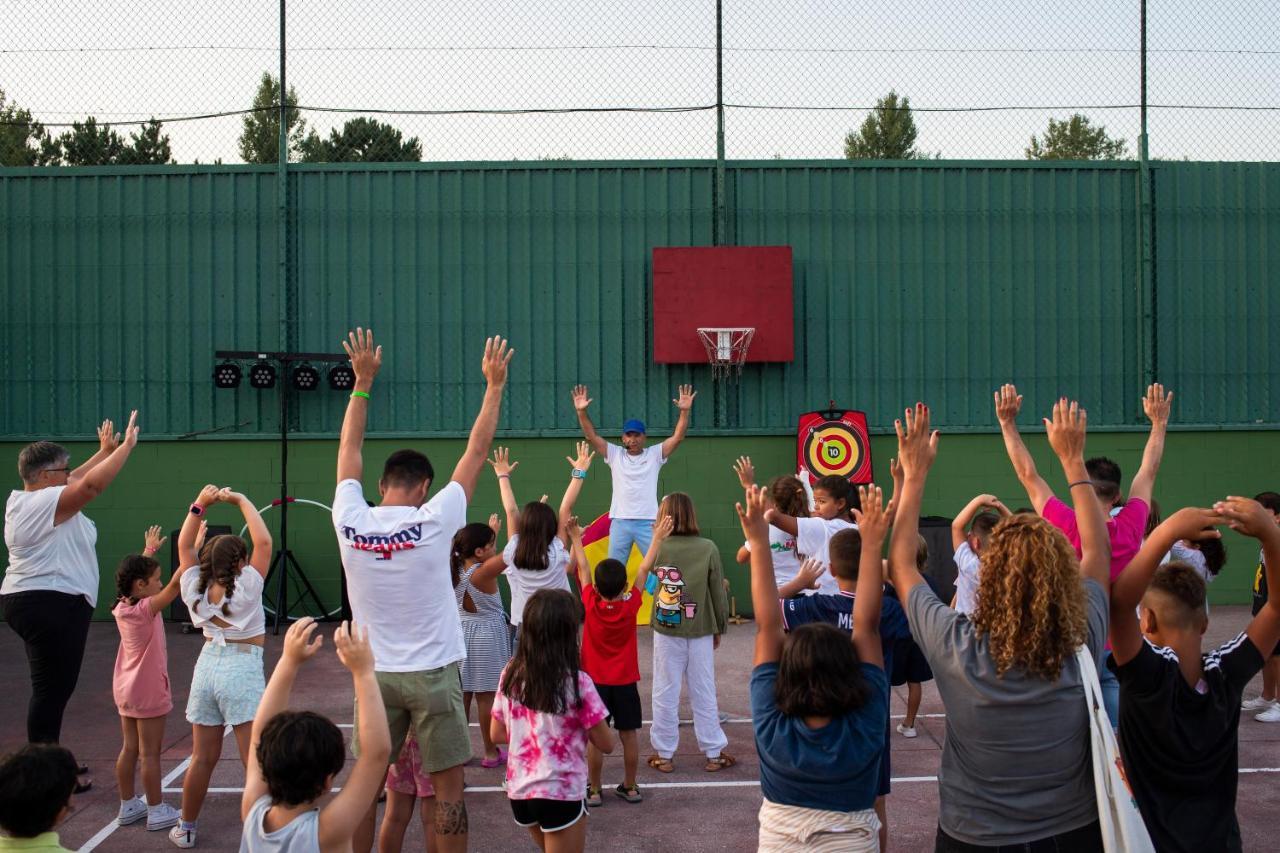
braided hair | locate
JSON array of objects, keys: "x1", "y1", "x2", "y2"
[
  {"x1": 195, "y1": 534, "x2": 248, "y2": 616},
  {"x1": 115, "y1": 554, "x2": 161, "y2": 605}
]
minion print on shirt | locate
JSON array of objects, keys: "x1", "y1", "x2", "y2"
[{"x1": 654, "y1": 565, "x2": 696, "y2": 627}]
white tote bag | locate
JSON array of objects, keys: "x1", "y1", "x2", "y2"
[{"x1": 1074, "y1": 647, "x2": 1155, "y2": 853}]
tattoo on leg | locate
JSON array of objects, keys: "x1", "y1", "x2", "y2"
[{"x1": 435, "y1": 800, "x2": 468, "y2": 835}]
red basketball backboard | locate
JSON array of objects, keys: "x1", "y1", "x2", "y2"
[{"x1": 652, "y1": 246, "x2": 795, "y2": 363}]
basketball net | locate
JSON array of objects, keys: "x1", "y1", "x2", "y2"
[{"x1": 697, "y1": 327, "x2": 755, "y2": 381}]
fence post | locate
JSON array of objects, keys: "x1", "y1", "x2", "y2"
[
  {"x1": 277, "y1": 0, "x2": 293, "y2": 359},
  {"x1": 714, "y1": 0, "x2": 727, "y2": 246},
  {"x1": 1138, "y1": 0, "x2": 1156, "y2": 388}
]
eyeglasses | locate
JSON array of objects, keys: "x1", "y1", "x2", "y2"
[{"x1": 43, "y1": 467, "x2": 70, "y2": 475}]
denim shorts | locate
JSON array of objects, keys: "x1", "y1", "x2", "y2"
[{"x1": 185, "y1": 642, "x2": 265, "y2": 727}]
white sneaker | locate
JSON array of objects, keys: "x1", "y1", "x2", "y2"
[
  {"x1": 1241, "y1": 696, "x2": 1278, "y2": 712},
  {"x1": 117, "y1": 797, "x2": 147, "y2": 826},
  {"x1": 1256, "y1": 704, "x2": 1280, "y2": 723},
  {"x1": 896, "y1": 723, "x2": 918, "y2": 739},
  {"x1": 169, "y1": 823, "x2": 197, "y2": 848},
  {"x1": 147, "y1": 803, "x2": 181, "y2": 831}
]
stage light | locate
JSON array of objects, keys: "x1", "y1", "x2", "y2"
[
  {"x1": 328, "y1": 364, "x2": 355, "y2": 391},
  {"x1": 213, "y1": 361, "x2": 242, "y2": 389},
  {"x1": 248, "y1": 360, "x2": 277, "y2": 389},
  {"x1": 291, "y1": 363, "x2": 320, "y2": 391}
]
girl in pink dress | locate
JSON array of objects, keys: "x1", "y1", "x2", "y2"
[
  {"x1": 491, "y1": 589, "x2": 614, "y2": 853},
  {"x1": 111, "y1": 524, "x2": 200, "y2": 831}
]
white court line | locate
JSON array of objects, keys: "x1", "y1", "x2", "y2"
[{"x1": 79, "y1": 726, "x2": 229, "y2": 853}]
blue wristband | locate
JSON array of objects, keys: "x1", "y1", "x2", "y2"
[{"x1": 572, "y1": 468, "x2": 587, "y2": 480}]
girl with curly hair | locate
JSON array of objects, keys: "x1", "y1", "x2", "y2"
[{"x1": 887, "y1": 401, "x2": 1112, "y2": 852}]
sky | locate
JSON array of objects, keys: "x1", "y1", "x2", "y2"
[{"x1": 2, "y1": 0, "x2": 1277, "y2": 163}]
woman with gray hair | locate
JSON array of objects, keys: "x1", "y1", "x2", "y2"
[{"x1": 2, "y1": 412, "x2": 141, "y2": 791}]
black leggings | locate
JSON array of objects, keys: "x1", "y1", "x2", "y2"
[
  {"x1": 2, "y1": 590, "x2": 94, "y2": 744},
  {"x1": 935, "y1": 821, "x2": 1104, "y2": 853}
]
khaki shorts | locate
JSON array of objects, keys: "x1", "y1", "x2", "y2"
[{"x1": 353, "y1": 662, "x2": 471, "y2": 773}]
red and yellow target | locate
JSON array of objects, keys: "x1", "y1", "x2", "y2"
[{"x1": 797, "y1": 409, "x2": 873, "y2": 485}]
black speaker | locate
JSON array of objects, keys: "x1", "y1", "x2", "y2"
[
  {"x1": 918, "y1": 516, "x2": 958, "y2": 605},
  {"x1": 167, "y1": 524, "x2": 234, "y2": 624}
]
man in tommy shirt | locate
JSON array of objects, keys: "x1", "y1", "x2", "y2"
[{"x1": 331, "y1": 328, "x2": 512, "y2": 853}]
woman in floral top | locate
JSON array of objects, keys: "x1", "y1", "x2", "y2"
[{"x1": 491, "y1": 589, "x2": 614, "y2": 851}]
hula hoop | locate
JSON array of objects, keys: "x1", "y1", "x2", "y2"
[{"x1": 240, "y1": 497, "x2": 344, "y2": 619}]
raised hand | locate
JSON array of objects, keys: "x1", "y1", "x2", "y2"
[
  {"x1": 282, "y1": 616, "x2": 325, "y2": 666},
  {"x1": 1158, "y1": 507, "x2": 1223, "y2": 542},
  {"x1": 1213, "y1": 497, "x2": 1280, "y2": 540},
  {"x1": 1143, "y1": 383, "x2": 1173, "y2": 427},
  {"x1": 857, "y1": 484, "x2": 894, "y2": 545},
  {"x1": 990, "y1": 498, "x2": 1013, "y2": 516},
  {"x1": 566, "y1": 440, "x2": 596, "y2": 471},
  {"x1": 1044, "y1": 398, "x2": 1087, "y2": 463},
  {"x1": 193, "y1": 520, "x2": 209, "y2": 554},
  {"x1": 121, "y1": 410, "x2": 140, "y2": 450},
  {"x1": 98, "y1": 419, "x2": 121, "y2": 454},
  {"x1": 487, "y1": 447, "x2": 519, "y2": 478},
  {"x1": 488, "y1": 513, "x2": 502, "y2": 535},
  {"x1": 895, "y1": 403, "x2": 939, "y2": 480},
  {"x1": 673, "y1": 384, "x2": 697, "y2": 411},
  {"x1": 334, "y1": 621, "x2": 375, "y2": 675},
  {"x1": 994, "y1": 384, "x2": 1023, "y2": 425},
  {"x1": 216, "y1": 487, "x2": 244, "y2": 505},
  {"x1": 651, "y1": 514, "x2": 675, "y2": 545},
  {"x1": 733, "y1": 456, "x2": 756, "y2": 489},
  {"x1": 571, "y1": 384, "x2": 593, "y2": 412},
  {"x1": 736, "y1": 483, "x2": 770, "y2": 541},
  {"x1": 565, "y1": 515, "x2": 583, "y2": 541},
  {"x1": 482, "y1": 336, "x2": 514, "y2": 388},
  {"x1": 143, "y1": 525, "x2": 167, "y2": 554},
  {"x1": 195, "y1": 484, "x2": 221, "y2": 508},
  {"x1": 794, "y1": 558, "x2": 824, "y2": 591},
  {"x1": 342, "y1": 327, "x2": 383, "y2": 389}
]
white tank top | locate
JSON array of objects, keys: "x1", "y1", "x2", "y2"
[{"x1": 240, "y1": 795, "x2": 320, "y2": 853}]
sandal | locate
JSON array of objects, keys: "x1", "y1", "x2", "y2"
[
  {"x1": 74, "y1": 778, "x2": 93, "y2": 794},
  {"x1": 585, "y1": 786, "x2": 603, "y2": 808},
  {"x1": 646, "y1": 754, "x2": 675, "y2": 773},
  {"x1": 615, "y1": 783, "x2": 643, "y2": 803},
  {"x1": 704, "y1": 753, "x2": 736, "y2": 772}
]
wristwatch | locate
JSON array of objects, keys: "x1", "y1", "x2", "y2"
[
  {"x1": 572, "y1": 468, "x2": 587, "y2": 480},
  {"x1": 189, "y1": 503, "x2": 205, "y2": 516}
]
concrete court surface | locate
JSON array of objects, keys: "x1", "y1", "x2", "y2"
[{"x1": 1, "y1": 608, "x2": 1278, "y2": 852}]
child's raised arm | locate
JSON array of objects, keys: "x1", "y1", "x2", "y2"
[
  {"x1": 1043, "y1": 399, "x2": 1110, "y2": 594},
  {"x1": 487, "y1": 447, "x2": 521, "y2": 537},
  {"x1": 1216, "y1": 497, "x2": 1280, "y2": 657},
  {"x1": 852, "y1": 484, "x2": 892, "y2": 669},
  {"x1": 221, "y1": 489, "x2": 273, "y2": 578},
  {"x1": 633, "y1": 515, "x2": 673, "y2": 595},
  {"x1": 319, "y1": 622, "x2": 390, "y2": 851},
  {"x1": 241, "y1": 617, "x2": 325, "y2": 821},
  {"x1": 559, "y1": 442, "x2": 595, "y2": 543},
  {"x1": 1127, "y1": 384, "x2": 1172, "y2": 506},
  {"x1": 739, "y1": 485, "x2": 782, "y2": 666},
  {"x1": 887, "y1": 404, "x2": 938, "y2": 600},
  {"x1": 763, "y1": 507, "x2": 800, "y2": 537},
  {"x1": 145, "y1": 524, "x2": 193, "y2": 615},
  {"x1": 177, "y1": 485, "x2": 220, "y2": 569},
  {"x1": 952, "y1": 495, "x2": 998, "y2": 551},
  {"x1": 995, "y1": 384, "x2": 1055, "y2": 514},
  {"x1": 776, "y1": 558, "x2": 824, "y2": 599},
  {"x1": 566, "y1": 517, "x2": 590, "y2": 587}
]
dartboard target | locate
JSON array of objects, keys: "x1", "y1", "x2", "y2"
[{"x1": 796, "y1": 409, "x2": 873, "y2": 484}]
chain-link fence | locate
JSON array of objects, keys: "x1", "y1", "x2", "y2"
[{"x1": 2, "y1": 1, "x2": 1276, "y2": 166}]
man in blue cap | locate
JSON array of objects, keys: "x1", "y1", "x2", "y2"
[{"x1": 571, "y1": 383, "x2": 696, "y2": 565}]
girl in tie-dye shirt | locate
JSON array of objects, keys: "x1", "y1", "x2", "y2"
[{"x1": 491, "y1": 589, "x2": 614, "y2": 851}]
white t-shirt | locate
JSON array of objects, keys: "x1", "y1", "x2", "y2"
[
  {"x1": 604, "y1": 443, "x2": 666, "y2": 520},
  {"x1": 333, "y1": 479, "x2": 468, "y2": 672},
  {"x1": 1170, "y1": 541, "x2": 1213, "y2": 585},
  {"x1": 743, "y1": 525, "x2": 803, "y2": 592},
  {"x1": 795, "y1": 516, "x2": 855, "y2": 596},
  {"x1": 181, "y1": 566, "x2": 266, "y2": 642},
  {"x1": 953, "y1": 542, "x2": 981, "y2": 615},
  {"x1": 2, "y1": 487, "x2": 100, "y2": 606},
  {"x1": 502, "y1": 535, "x2": 572, "y2": 625}
]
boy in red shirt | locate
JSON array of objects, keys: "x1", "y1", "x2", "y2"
[{"x1": 573, "y1": 515, "x2": 672, "y2": 807}]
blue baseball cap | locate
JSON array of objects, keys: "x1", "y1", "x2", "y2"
[{"x1": 622, "y1": 418, "x2": 647, "y2": 435}]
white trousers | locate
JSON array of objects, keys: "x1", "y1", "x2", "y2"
[{"x1": 649, "y1": 631, "x2": 728, "y2": 759}]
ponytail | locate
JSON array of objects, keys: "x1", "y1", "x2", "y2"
[
  {"x1": 195, "y1": 534, "x2": 248, "y2": 616},
  {"x1": 115, "y1": 554, "x2": 160, "y2": 605},
  {"x1": 450, "y1": 523, "x2": 497, "y2": 589}
]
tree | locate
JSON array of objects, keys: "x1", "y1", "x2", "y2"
[
  {"x1": 238, "y1": 73, "x2": 307, "y2": 164},
  {"x1": 1025, "y1": 114, "x2": 1128, "y2": 160},
  {"x1": 298, "y1": 117, "x2": 421, "y2": 163},
  {"x1": 844, "y1": 91, "x2": 921, "y2": 160},
  {"x1": 37, "y1": 116, "x2": 174, "y2": 166},
  {"x1": 124, "y1": 118, "x2": 173, "y2": 164},
  {"x1": 0, "y1": 88, "x2": 54, "y2": 166}
]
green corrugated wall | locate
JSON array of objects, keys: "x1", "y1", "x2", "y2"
[{"x1": 3, "y1": 160, "x2": 1276, "y2": 438}]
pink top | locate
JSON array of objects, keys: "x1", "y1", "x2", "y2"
[
  {"x1": 112, "y1": 597, "x2": 172, "y2": 718},
  {"x1": 1041, "y1": 496, "x2": 1150, "y2": 580},
  {"x1": 491, "y1": 669, "x2": 608, "y2": 801}
]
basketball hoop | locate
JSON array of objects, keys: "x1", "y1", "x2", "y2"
[{"x1": 697, "y1": 327, "x2": 755, "y2": 381}]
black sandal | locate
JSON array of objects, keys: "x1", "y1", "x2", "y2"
[{"x1": 74, "y1": 778, "x2": 93, "y2": 794}]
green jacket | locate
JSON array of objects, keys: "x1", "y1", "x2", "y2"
[{"x1": 649, "y1": 536, "x2": 728, "y2": 638}]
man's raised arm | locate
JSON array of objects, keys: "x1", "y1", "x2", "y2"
[
  {"x1": 336, "y1": 328, "x2": 382, "y2": 484},
  {"x1": 451, "y1": 337, "x2": 514, "y2": 501}
]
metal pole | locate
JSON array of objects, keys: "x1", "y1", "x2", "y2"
[
  {"x1": 1138, "y1": 0, "x2": 1155, "y2": 387},
  {"x1": 714, "y1": 0, "x2": 727, "y2": 246},
  {"x1": 277, "y1": 0, "x2": 290, "y2": 353}
]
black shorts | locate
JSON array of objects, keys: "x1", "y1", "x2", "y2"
[
  {"x1": 594, "y1": 682, "x2": 642, "y2": 731},
  {"x1": 890, "y1": 638, "x2": 934, "y2": 686},
  {"x1": 877, "y1": 717, "x2": 891, "y2": 796},
  {"x1": 510, "y1": 798, "x2": 586, "y2": 833}
]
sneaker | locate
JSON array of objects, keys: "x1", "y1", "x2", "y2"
[
  {"x1": 585, "y1": 786, "x2": 603, "y2": 808},
  {"x1": 896, "y1": 723, "x2": 918, "y2": 739},
  {"x1": 169, "y1": 823, "x2": 197, "y2": 848},
  {"x1": 615, "y1": 783, "x2": 643, "y2": 803},
  {"x1": 1242, "y1": 696, "x2": 1278, "y2": 712},
  {"x1": 1256, "y1": 704, "x2": 1280, "y2": 723},
  {"x1": 117, "y1": 797, "x2": 147, "y2": 826},
  {"x1": 147, "y1": 803, "x2": 181, "y2": 831}
]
